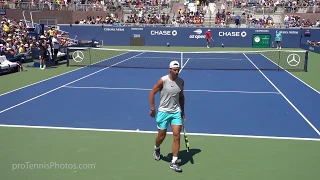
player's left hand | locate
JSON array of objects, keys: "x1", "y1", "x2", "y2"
[
  {"x1": 181, "y1": 112, "x2": 186, "y2": 121},
  {"x1": 150, "y1": 109, "x2": 156, "y2": 118}
]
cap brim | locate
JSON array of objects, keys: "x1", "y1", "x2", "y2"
[{"x1": 170, "y1": 66, "x2": 180, "y2": 68}]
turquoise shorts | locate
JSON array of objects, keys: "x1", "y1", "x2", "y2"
[{"x1": 156, "y1": 111, "x2": 182, "y2": 130}]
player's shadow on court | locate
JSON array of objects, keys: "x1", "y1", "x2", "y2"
[{"x1": 161, "y1": 148, "x2": 201, "y2": 166}]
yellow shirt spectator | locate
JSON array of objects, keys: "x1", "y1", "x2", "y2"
[
  {"x1": 3, "y1": 24, "x2": 9, "y2": 32},
  {"x1": 48, "y1": 29, "x2": 55, "y2": 36},
  {"x1": 19, "y1": 46, "x2": 24, "y2": 53}
]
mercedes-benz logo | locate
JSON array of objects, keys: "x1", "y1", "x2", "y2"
[
  {"x1": 287, "y1": 54, "x2": 300, "y2": 67},
  {"x1": 72, "y1": 51, "x2": 84, "y2": 63}
]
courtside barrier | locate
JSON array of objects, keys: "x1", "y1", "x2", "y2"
[
  {"x1": 57, "y1": 25, "x2": 320, "y2": 48},
  {"x1": 300, "y1": 43, "x2": 320, "y2": 54}
]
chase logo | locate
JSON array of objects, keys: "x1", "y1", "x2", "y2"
[
  {"x1": 218, "y1": 31, "x2": 247, "y2": 37},
  {"x1": 150, "y1": 30, "x2": 178, "y2": 36},
  {"x1": 193, "y1": 29, "x2": 202, "y2": 34}
]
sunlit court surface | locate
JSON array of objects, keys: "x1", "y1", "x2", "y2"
[{"x1": 1, "y1": 47, "x2": 320, "y2": 180}]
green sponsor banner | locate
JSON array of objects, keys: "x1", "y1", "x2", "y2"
[{"x1": 252, "y1": 34, "x2": 271, "y2": 48}]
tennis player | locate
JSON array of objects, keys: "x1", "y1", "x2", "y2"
[
  {"x1": 275, "y1": 31, "x2": 282, "y2": 49},
  {"x1": 206, "y1": 29, "x2": 211, "y2": 48},
  {"x1": 39, "y1": 35, "x2": 49, "y2": 70},
  {"x1": 149, "y1": 60, "x2": 186, "y2": 172}
]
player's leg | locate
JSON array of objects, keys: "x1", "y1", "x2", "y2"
[
  {"x1": 39, "y1": 56, "x2": 43, "y2": 69},
  {"x1": 169, "y1": 111, "x2": 183, "y2": 172},
  {"x1": 207, "y1": 39, "x2": 210, "y2": 48},
  {"x1": 279, "y1": 41, "x2": 282, "y2": 49},
  {"x1": 276, "y1": 41, "x2": 280, "y2": 49},
  {"x1": 42, "y1": 54, "x2": 47, "y2": 69},
  {"x1": 39, "y1": 51, "x2": 45, "y2": 69},
  {"x1": 154, "y1": 111, "x2": 170, "y2": 160}
]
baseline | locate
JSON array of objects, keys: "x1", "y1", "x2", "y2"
[{"x1": 0, "y1": 124, "x2": 319, "y2": 142}]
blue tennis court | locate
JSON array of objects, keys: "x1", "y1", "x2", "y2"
[{"x1": 0, "y1": 49, "x2": 320, "y2": 140}]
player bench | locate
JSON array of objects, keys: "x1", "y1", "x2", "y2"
[{"x1": 0, "y1": 55, "x2": 20, "y2": 75}]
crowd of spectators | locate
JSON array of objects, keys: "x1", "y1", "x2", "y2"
[
  {"x1": 124, "y1": 0, "x2": 172, "y2": 25},
  {"x1": 0, "y1": 16, "x2": 37, "y2": 60},
  {"x1": 231, "y1": 0, "x2": 320, "y2": 12},
  {"x1": 171, "y1": 8, "x2": 206, "y2": 25},
  {"x1": 5, "y1": 0, "x2": 122, "y2": 12},
  {"x1": 74, "y1": 13, "x2": 121, "y2": 24},
  {"x1": 215, "y1": 8, "x2": 230, "y2": 26},
  {"x1": 284, "y1": 15, "x2": 320, "y2": 27},
  {"x1": 213, "y1": 0, "x2": 320, "y2": 28},
  {"x1": 214, "y1": 8, "x2": 275, "y2": 28},
  {"x1": 246, "y1": 14, "x2": 275, "y2": 27},
  {"x1": 125, "y1": 12, "x2": 170, "y2": 24},
  {"x1": 0, "y1": 16, "x2": 75, "y2": 65},
  {"x1": 121, "y1": 0, "x2": 171, "y2": 8},
  {"x1": 307, "y1": 40, "x2": 320, "y2": 46}
]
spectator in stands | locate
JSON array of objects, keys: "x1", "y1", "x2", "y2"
[
  {"x1": 47, "y1": 27, "x2": 56, "y2": 37},
  {"x1": 316, "y1": 19, "x2": 320, "y2": 27},
  {"x1": 51, "y1": 34, "x2": 60, "y2": 63},
  {"x1": 307, "y1": 40, "x2": 320, "y2": 46}
]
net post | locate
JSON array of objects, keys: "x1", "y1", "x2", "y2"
[
  {"x1": 278, "y1": 50, "x2": 281, "y2": 71},
  {"x1": 304, "y1": 50, "x2": 309, "y2": 72},
  {"x1": 89, "y1": 48, "x2": 92, "y2": 67},
  {"x1": 66, "y1": 47, "x2": 69, "y2": 67},
  {"x1": 181, "y1": 52, "x2": 183, "y2": 68}
]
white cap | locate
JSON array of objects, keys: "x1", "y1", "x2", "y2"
[
  {"x1": 40, "y1": 35, "x2": 46, "y2": 39},
  {"x1": 169, "y1": 61, "x2": 180, "y2": 68}
]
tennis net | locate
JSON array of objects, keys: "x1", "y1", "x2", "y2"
[{"x1": 66, "y1": 47, "x2": 309, "y2": 72}]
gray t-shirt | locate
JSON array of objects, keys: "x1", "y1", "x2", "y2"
[{"x1": 158, "y1": 75, "x2": 184, "y2": 113}]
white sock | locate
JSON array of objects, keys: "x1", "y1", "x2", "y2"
[
  {"x1": 154, "y1": 146, "x2": 160, "y2": 150},
  {"x1": 172, "y1": 156, "x2": 178, "y2": 163}
]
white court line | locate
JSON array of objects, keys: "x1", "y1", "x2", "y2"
[
  {"x1": 0, "y1": 124, "x2": 319, "y2": 142},
  {"x1": 0, "y1": 51, "x2": 129, "y2": 97},
  {"x1": 134, "y1": 56, "x2": 246, "y2": 61},
  {"x1": 63, "y1": 86, "x2": 280, "y2": 94},
  {"x1": 260, "y1": 53, "x2": 320, "y2": 95},
  {"x1": 179, "y1": 58, "x2": 190, "y2": 73},
  {"x1": 243, "y1": 53, "x2": 320, "y2": 136},
  {"x1": 0, "y1": 52, "x2": 145, "y2": 114}
]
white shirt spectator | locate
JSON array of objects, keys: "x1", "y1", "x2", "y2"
[
  {"x1": 221, "y1": 3, "x2": 225, "y2": 10},
  {"x1": 51, "y1": 37, "x2": 59, "y2": 50},
  {"x1": 284, "y1": 15, "x2": 289, "y2": 23}
]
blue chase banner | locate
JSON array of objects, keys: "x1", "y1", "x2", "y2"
[{"x1": 58, "y1": 25, "x2": 320, "y2": 48}]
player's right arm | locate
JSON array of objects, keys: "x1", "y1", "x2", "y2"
[{"x1": 149, "y1": 78, "x2": 163, "y2": 118}]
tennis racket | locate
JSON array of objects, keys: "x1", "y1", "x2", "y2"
[{"x1": 183, "y1": 122, "x2": 190, "y2": 152}]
